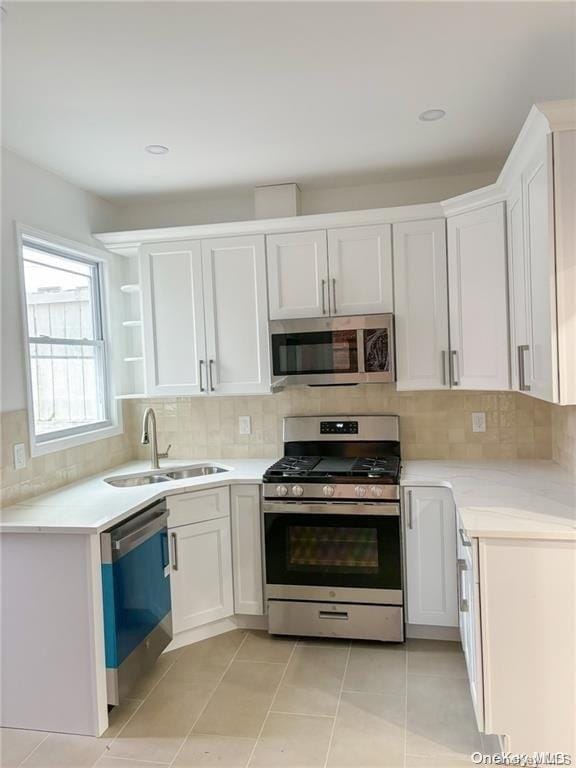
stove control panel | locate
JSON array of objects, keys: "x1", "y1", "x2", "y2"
[
  {"x1": 320, "y1": 421, "x2": 358, "y2": 434},
  {"x1": 263, "y1": 483, "x2": 400, "y2": 501}
]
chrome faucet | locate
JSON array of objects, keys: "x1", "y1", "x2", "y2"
[{"x1": 140, "y1": 407, "x2": 171, "y2": 470}]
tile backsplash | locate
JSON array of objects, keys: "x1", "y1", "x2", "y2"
[
  {"x1": 126, "y1": 386, "x2": 552, "y2": 463},
  {"x1": 551, "y1": 404, "x2": 576, "y2": 474},
  {"x1": 0, "y1": 408, "x2": 133, "y2": 507},
  {"x1": 2, "y1": 388, "x2": 570, "y2": 508}
]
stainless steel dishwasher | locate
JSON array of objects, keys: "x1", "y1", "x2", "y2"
[{"x1": 100, "y1": 500, "x2": 172, "y2": 705}]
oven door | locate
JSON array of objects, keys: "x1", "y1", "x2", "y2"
[
  {"x1": 270, "y1": 315, "x2": 395, "y2": 385},
  {"x1": 263, "y1": 502, "x2": 402, "y2": 605}
]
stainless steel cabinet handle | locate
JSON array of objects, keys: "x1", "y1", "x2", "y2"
[
  {"x1": 321, "y1": 279, "x2": 327, "y2": 315},
  {"x1": 332, "y1": 278, "x2": 337, "y2": 314},
  {"x1": 407, "y1": 489, "x2": 414, "y2": 530},
  {"x1": 199, "y1": 360, "x2": 205, "y2": 392},
  {"x1": 459, "y1": 528, "x2": 472, "y2": 548},
  {"x1": 458, "y1": 558, "x2": 469, "y2": 612},
  {"x1": 517, "y1": 345, "x2": 531, "y2": 392},
  {"x1": 209, "y1": 359, "x2": 216, "y2": 392},
  {"x1": 171, "y1": 532, "x2": 179, "y2": 571},
  {"x1": 451, "y1": 350, "x2": 459, "y2": 386},
  {"x1": 441, "y1": 351, "x2": 447, "y2": 386}
]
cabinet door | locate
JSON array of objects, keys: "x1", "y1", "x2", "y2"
[
  {"x1": 507, "y1": 183, "x2": 531, "y2": 392},
  {"x1": 266, "y1": 230, "x2": 328, "y2": 319},
  {"x1": 522, "y1": 138, "x2": 558, "y2": 402},
  {"x1": 230, "y1": 485, "x2": 264, "y2": 615},
  {"x1": 393, "y1": 220, "x2": 449, "y2": 390},
  {"x1": 170, "y1": 516, "x2": 234, "y2": 633},
  {"x1": 404, "y1": 487, "x2": 458, "y2": 627},
  {"x1": 202, "y1": 235, "x2": 271, "y2": 395},
  {"x1": 447, "y1": 204, "x2": 509, "y2": 390},
  {"x1": 457, "y1": 523, "x2": 484, "y2": 730},
  {"x1": 327, "y1": 225, "x2": 393, "y2": 315},
  {"x1": 140, "y1": 241, "x2": 206, "y2": 396}
]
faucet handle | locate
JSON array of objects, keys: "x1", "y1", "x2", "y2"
[{"x1": 158, "y1": 444, "x2": 172, "y2": 459}]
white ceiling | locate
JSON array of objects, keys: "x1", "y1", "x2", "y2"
[{"x1": 2, "y1": 1, "x2": 575, "y2": 200}]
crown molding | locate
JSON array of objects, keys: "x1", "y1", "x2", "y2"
[{"x1": 94, "y1": 202, "x2": 444, "y2": 255}]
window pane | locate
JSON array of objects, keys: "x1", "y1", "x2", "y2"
[
  {"x1": 23, "y1": 246, "x2": 98, "y2": 340},
  {"x1": 29, "y1": 342, "x2": 107, "y2": 437}
]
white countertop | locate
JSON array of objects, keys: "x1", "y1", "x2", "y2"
[
  {"x1": 402, "y1": 459, "x2": 576, "y2": 540},
  {"x1": 1, "y1": 457, "x2": 574, "y2": 540},
  {"x1": 0, "y1": 459, "x2": 274, "y2": 534}
]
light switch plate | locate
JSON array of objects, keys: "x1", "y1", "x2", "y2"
[
  {"x1": 472, "y1": 412, "x2": 486, "y2": 433},
  {"x1": 13, "y1": 443, "x2": 26, "y2": 470},
  {"x1": 239, "y1": 416, "x2": 251, "y2": 435}
]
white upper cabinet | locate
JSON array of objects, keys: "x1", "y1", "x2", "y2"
[
  {"x1": 507, "y1": 129, "x2": 576, "y2": 404},
  {"x1": 327, "y1": 225, "x2": 393, "y2": 315},
  {"x1": 393, "y1": 219, "x2": 449, "y2": 390},
  {"x1": 140, "y1": 241, "x2": 206, "y2": 396},
  {"x1": 522, "y1": 139, "x2": 556, "y2": 401},
  {"x1": 266, "y1": 230, "x2": 328, "y2": 319},
  {"x1": 507, "y1": 182, "x2": 530, "y2": 392},
  {"x1": 202, "y1": 235, "x2": 270, "y2": 395},
  {"x1": 404, "y1": 486, "x2": 458, "y2": 628},
  {"x1": 140, "y1": 235, "x2": 271, "y2": 397},
  {"x1": 266, "y1": 225, "x2": 393, "y2": 320},
  {"x1": 447, "y1": 203, "x2": 509, "y2": 390}
]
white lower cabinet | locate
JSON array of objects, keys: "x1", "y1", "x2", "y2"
[
  {"x1": 456, "y1": 518, "x2": 484, "y2": 731},
  {"x1": 168, "y1": 488, "x2": 234, "y2": 633},
  {"x1": 404, "y1": 487, "x2": 458, "y2": 627},
  {"x1": 230, "y1": 485, "x2": 264, "y2": 615}
]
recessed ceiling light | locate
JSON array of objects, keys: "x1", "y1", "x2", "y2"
[
  {"x1": 145, "y1": 144, "x2": 170, "y2": 155},
  {"x1": 418, "y1": 109, "x2": 446, "y2": 122}
]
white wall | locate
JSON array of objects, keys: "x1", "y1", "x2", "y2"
[
  {"x1": 108, "y1": 169, "x2": 498, "y2": 231},
  {"x1": 1, "y1": 148, "x2": 117, "y2": 412}
]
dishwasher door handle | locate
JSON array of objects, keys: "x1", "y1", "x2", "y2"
[{"x1": 112, "y1": 511, "x2": 169, "y2": 558}]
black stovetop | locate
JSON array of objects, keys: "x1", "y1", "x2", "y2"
[{"x1": 263, "y1": 455, "x2": 401, "y2": 483}]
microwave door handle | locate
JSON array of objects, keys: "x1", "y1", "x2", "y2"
[{"x1": 357, "y1": 329, "x2": 365, "y2": 373}]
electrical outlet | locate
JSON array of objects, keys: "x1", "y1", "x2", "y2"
[
  {"x1": 472, "y1": 412, "x2": 486, "y2": 433},
  {"x1": 239, "y1": 416, "x2": 252, "y2": 435},
  {"x1": 13, "y1": 443, "x2": 26, "y2": 470}
]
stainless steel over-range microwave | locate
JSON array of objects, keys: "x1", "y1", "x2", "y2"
[{"x1": 269, "y1": 314, "x2": 395, "y2": 386}]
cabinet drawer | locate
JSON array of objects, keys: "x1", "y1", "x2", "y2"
[
  {"x1": 268, "y1": 600, "x2": 404, "y2": 642},
  {"x1": 168, "y1": 487, "x2": 230, "y2": 528}
]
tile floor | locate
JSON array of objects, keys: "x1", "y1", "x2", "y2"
[{"x1": 1, "y1": 630, "x2": 489, "y2": 768}]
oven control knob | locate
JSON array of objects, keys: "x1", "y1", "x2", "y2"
[
  {"x1": 370, "y1": 486, "x2": 384, "y2": 498},
  {"x1": 292, "y1": 485, "x2": 304, "y2": 497},
  {"x1": 355, "y1": 485, "x2": 367, "y2": 497},
  {"x1": 323, "y1": 485, "x2": 335, "y2": 497},
  {"x1": 276, "y1": 485, "x2": 288, "y2": 497}
]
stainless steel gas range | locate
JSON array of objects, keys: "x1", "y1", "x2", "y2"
[{"x1": 263, "y1": 415, "x2": 404, "y2": 643}]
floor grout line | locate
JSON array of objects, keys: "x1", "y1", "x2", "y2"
[
  {"x1": 322, "y1": 641, "x2": 352, "y2": 768},
  {"x1": 243, "y1": 637, "x2": 301, "y2": 768},
  {"x1": 17, "y1": 732, "x2": 51, "y2": 767},
  {"x1": 167, "y1": 630, "x2": 252, "y2": 768}
]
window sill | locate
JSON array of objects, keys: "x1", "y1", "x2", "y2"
[{"x1": 30, "y1": 421, "x2": 124, "y2": 458}]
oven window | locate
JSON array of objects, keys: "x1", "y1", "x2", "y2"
[
  {"x1": 288, "y1": 526, "x2": 379, "y2": 573},
  {"x1": 271, "y1": 330, "x2": 358, "y2": 376},
  {"x1": 265, "y1": 512, "x2": 401, "y2": 590}
]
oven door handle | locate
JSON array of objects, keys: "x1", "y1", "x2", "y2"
[{"x1": 262, "y1": 502, "x2": 400, "y2": 516}]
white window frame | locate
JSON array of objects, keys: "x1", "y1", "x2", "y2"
[{"x1": 16, "y1": 224, "x2": 123, "y2": 457}]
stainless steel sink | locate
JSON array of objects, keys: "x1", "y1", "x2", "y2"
[
  {"x1": 104, "y1": 464, "x2": 228, "y2": 487},
  {"x1": 106, "y1": 474, "x2": 171, "y2": 488},
  {"x1": 165, "y1": 466, "x2": 227, "y2": 480}
]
